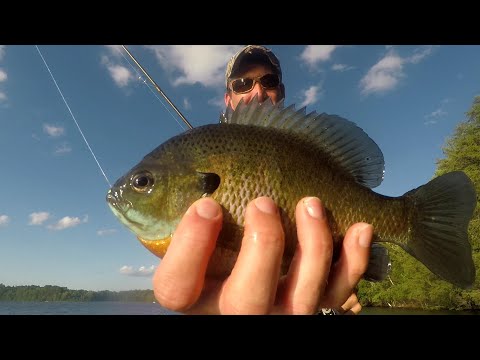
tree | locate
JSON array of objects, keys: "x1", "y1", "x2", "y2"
[
  {"x1": 435, "y1": 95, "x2": 480, "y2": 292},
  {"x1": 435, "y1": 96, "x2": 480, "y2": 249}
]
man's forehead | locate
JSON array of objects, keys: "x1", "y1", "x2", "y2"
[{"x1": 231, "y1": 63, "x2": 275, "y2": 78}]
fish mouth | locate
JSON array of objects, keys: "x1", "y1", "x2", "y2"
[
  {"x1": 106, "y1": 191, "x2": 117, "y2": 207},
  {"x1": 106, "y1": 188, "x2": 131, "y2": 213},
  {"x1": 106, "y1": 189, "x2": 145, "y2": 230},
  {"x1": 106, "y1": 187, "x2": 176, "y2": 241}
]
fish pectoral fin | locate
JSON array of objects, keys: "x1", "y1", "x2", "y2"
[{"x1": 364, "y1": 243, "x2": 391, "y2": 282}]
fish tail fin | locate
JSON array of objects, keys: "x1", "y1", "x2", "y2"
[
  {"x1": 364, "y1": 243, "x2": 392, "y2": 282},
  {"x1": 404, "y1": 171, "x2": 476, "y2": 289}
]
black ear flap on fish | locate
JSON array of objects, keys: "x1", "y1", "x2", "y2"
[{"x1": 197, "y1": 172, "x2": 221, "y2": 196}]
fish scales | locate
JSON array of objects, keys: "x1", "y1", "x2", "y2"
[
  {"x1": 161, "y1": 123, "x2": 410, "y2": 260},
  {"x1": 107, "y1": 98, "x2": 476, "y2": 288}
]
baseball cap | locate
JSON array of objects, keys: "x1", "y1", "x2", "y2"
[{"x1": 225, "y1": 45, "x2": 282, "y2": 89}]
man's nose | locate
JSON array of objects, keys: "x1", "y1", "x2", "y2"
[{"x1": 250, "y1": 82, "x2": 268, "y2": 102}]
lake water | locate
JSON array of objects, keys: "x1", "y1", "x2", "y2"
[
  {"x1": 0, "y1": 301, "x2": 178, "y2": 315},
  {"x1": 360, "y1": 306, "x2": 480, "y2": 315},
  {"x1": 1, "y1": 301, "x2": 478, "y2": 315}
]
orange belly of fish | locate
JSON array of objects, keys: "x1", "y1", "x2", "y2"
[
  {"x1": 137, "y1": 235, "x2": 172, "y2": 258},
  {"x1": 137, "y1": 234, "x2": 239, "y2": 278}
]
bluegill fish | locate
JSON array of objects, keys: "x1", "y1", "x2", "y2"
[{"x1": 106, "y1": 98, "x2": 476, "y2": 288}]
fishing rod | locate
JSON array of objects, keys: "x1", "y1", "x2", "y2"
[{"x1": 121, "y1": 45, "x2": 193, "y2": 130}]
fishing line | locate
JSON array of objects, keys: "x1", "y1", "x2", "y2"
[
  {"x1": 117, "y1": 47, "x2": 188, "y2": 132},
  {"x1": 35, "y1": 45, "x2": 112, "y2": 188}
]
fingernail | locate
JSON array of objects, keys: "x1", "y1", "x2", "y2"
[
  {"x1": 195, "y1": 198, "x2": 220, "y2": 219},
  {"x1": 303, "y1": 197, "x2": 325, "y2": 220},
  {"x1": 254, "y1": 196, "x2": 277, "y2": 214},
  {"x1": 358, "y1": 224, "x2": 373, "y2": 248}
]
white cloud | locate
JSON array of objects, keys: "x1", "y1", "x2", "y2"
[
  {"x1": 0, "y1": 215, "x2": 10, "y2": 226},
  {"x1": 441, "y1": 98, "x2": 451, "y2": 105},
  {"x1": 43, "y1": 124, "x2": 65, "y2": 137},
  {"x1": 300, "y1": 45, "x2": 340, "y2": 67},
  {"x1": 29, "y1": 212, "x2": 50, "y2": 225},
  {"x1": 208, "y1": 96, "x2": 225, "y2": 110},
  {"x1": 407, "y1": 46, "x2": 435, "y2": 64},
  {"x1": 0, "y1": 67, "x2": 6, "y2": 103},
  {"x1": 0, "y1": 45, "x2": 5, "y2": 60},
  {"x1": 299, "y1": 85, "x2": 322, "y2": 108},
  {"x1": 424, "y1": 98, "x2": 449, "y2": 125},
  {"x1": 360, "y1": 46, "x2": 435, "y2": 96},
  {"x1": 183, "y1": 97, "x2": 191, "y2": 110},
  {"x1": 54, "y1": 143, "x2": 72, "y2": 154},
  {"x1": 97, "y1": 228, "x2": 117, "y2": 236},
  {"x1": 331, "y1": 63, "x2": 354, "y2": 72},
  {"x1": 104, "y1": 45, "x2": 124, "y2": 57},
  {"x1": 360, "y1": 53, "x2": 404, "y2": 95},
  {"x1": 101, "y1": 54, "x2": 134, "y2": 88},
  {"x1": 426, "y1": 108, "x2": 447, "y2": 118},
  {"x1": 47, "y1": 215, "x2": 88, "y2": 230},
  {"x1": 119, "y1": 265, "x2": 155, "y2": 277},
  {"x1": 108, "y1": 64, "x2": 133, "y2": 88},
  {"x1": 145, "y1": 45, "x2": 242, "y2": 88}
]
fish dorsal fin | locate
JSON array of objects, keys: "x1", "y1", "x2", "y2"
[{"x1": 220, "y1": 96, "x2": 385, "y2": 188}]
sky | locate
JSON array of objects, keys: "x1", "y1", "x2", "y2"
[{"x1": 0, "y1": 45, "x2": 479, "y2": 292}]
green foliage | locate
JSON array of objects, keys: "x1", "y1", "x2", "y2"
[
  {"x1": 436, "y1": 95, "x2": 480, "y2": 253},
  {"x1": 0, "y1": 283, "x2": 156, "y2": 302},
  {"x1": 358, "y1": 95, "x2": 480, "y2": 311}
]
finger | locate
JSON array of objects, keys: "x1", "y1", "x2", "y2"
[
  {"x1": 343, "y1": 301, "x2": 362, "y2": 315},
  {"x1": 337, "y1": 293, "x2": 362, "y2": 315},
  {"x1": 220, "y1": 196, "x2": 285, "y2": 314},
  {"x1": 153, "y1": 197, "x2": 222, "y2": 312},
  {"x1": 276, "y1": 197, "x2": 333, "y2": 314},
  {"x1": 320, "y1": 223, "x2": 373, "y2": 308}
]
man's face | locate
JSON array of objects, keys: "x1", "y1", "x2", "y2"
[{"x1": 224, "y1": 63, "x2": 285, "y2": 110}]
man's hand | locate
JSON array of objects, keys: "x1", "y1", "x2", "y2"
[{"x1": 153, "y1": 196, "x2": 372, "y2": 314}]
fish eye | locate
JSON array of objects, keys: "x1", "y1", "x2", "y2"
[{"x1": 131, "y1": 172, "x2": 154, "y2": 192}]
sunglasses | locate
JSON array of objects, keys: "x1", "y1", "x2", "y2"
[{"x1": 230, "y1": 73, "x2": 280, "y2": 94}]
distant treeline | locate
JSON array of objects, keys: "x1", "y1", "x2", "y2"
[
  {"x1": 0, "y1": 284, "x2": 155, "y2": 303},
  {"x1": 358, "y1": 96, "x2": 480, "y2": 311}
]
